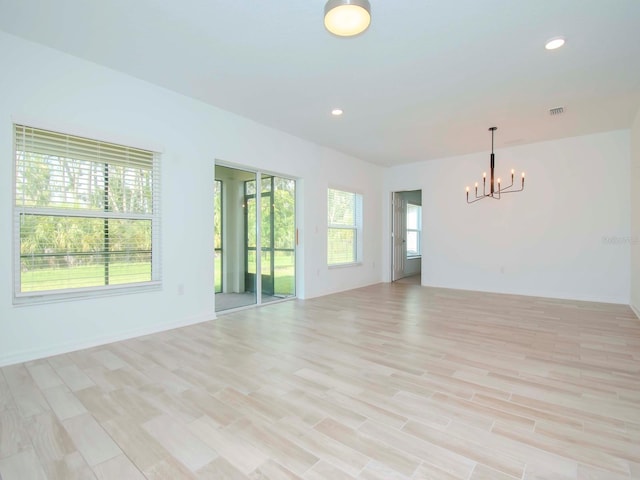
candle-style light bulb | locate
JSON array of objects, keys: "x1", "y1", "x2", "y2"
[
  {"x1": 466, "y1": 186, "x2": 470, "y2": 192},
  {"x1": 483, "y1": 172, "x2": 487, "y2": 179},
  {"x1": 511, "y1": 169, "x2": 515, "y2": 175},
  {"x1": 474, "y1": 182, "x2": 478, "y2": 188},
  {"x1": 497, "y1": 178, "x2": 501, "y2": 183}
]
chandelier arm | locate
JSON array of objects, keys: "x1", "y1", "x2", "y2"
[
  {"x1": 476, "y1": 192, "x2": 500, "y2": 200},
  {"x1": 498, "y1": 182, "x2": 525, "y2": 194},
  {"x1": 496, "y1": 186, "x2": 525, "y2": 194},
  {"x1": 500, "y1": 178, "x2": 515, "y2": 190},
  {"x1": 496, "y1": 175, "x2": 526, "y2": 192},
  {"x1": 466, "y1": 195, "x2": 487, "y2": 204}
]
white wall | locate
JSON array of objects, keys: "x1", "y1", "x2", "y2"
[
  {"x1": 0, "y1": 32, "x2": 383, "y2": 366},
  {"x1": 314, "y1": 150, "x2": 383, "y2": 296},
  {"x1": 384, "y1": 130, "x2": 631, "y2": 304},
  {"x1": 630, "y1": 108, "x2": 640, "y2": 314},
  {"x1": 404, "y1": 258, "x2": 421, "y2": 277}
]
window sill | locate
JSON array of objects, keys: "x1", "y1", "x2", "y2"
[
  {"x1": 328, "y1": 262, "x2": 363, "y2": 269},
  {"x1": 13, "y1": 281, "x2": 162, "y2": 306},
  {"x1": 407, "y1": 255, "x2": 422, "y2": 259}
]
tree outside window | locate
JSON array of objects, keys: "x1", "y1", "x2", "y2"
[{"x1": 14, "y1": 124, "x2": 160, "y2": 301}]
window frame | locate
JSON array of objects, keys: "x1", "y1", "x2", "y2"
[
  {"x1": 12, "y1": 124, "x2": 161, "y2": 304},
  {"x1": 327, "y1": 187, "x2": 363, "y2": 267},
  {"x1": 406, "y1": 202, "x2": 422, "y2": 258}
]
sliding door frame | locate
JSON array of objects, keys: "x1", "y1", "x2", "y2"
[{"x1": 215, "y1": 160, "x2": 297, "y2": 309}]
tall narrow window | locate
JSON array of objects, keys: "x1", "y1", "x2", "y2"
[
  {"x1": 327, "y1": 188, "x2": 363, "y2": 266},
  {"x1": 406, "y1": 203, "x2": 422, "y2": 257},
  {"x1": 14, "y1": 124, "x2": 160, "y2": 300}
]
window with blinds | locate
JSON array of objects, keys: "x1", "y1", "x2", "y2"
[
  {"x1": 13, "y1": 124, "x2": 161, "y2": 300},
  {"x1": 406, "y1": 203, "x2": 422, "y2": 257},
  {"x1": 327, "y1": 188, "x2": 363, "y2": 266}
]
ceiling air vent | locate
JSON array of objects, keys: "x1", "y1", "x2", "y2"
[{"x1": 549, "y1": 106, "x2": 564, "y2": 116}]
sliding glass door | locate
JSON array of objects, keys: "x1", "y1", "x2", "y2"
[{"x1": 215, "y1": 165, "x2": 295, "y2": 312}]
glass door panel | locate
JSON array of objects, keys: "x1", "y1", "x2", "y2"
[
  {"x1": 273, "y1": 176, "x2": 295, "y2": 298},
  {"x1": 214, "y1": 165, "x2": 256, "y2": 312},
  {"x1": 214, "y1": 180, "x2": 222, "y2": 293},
  {"x1": 261, "y1": 250, "x2": 273, "y2": 295},
  {"x1": 245, "y1": 192, "x2": 257, "y2": 292},
  {"x1": 261, "y1": 176, "x2": 274, "y2": 297}
]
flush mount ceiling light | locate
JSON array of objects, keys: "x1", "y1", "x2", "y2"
[
  {"x1": 324, "y1": 0, "x2": 371, "y2": 37},
  {"x1": 466, "y1": 127, "x2": 525, "y2": 204},
  {"x1": 545, "y1": 36, "x2": 566, "y2": 50},
  {"x1": 331, "y1": 108, "x2": 344, "y2": 116}
]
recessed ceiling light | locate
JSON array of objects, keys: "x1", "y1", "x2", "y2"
[
  {"x1": 545, "y1": 37, "x2": 566, "y2": 50},
  {"x1": 331, "y1": 108, "x2": 344, "y2": 116}
]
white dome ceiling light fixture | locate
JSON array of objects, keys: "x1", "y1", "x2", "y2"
[
  {"x1": 545, "y1": 36, "x2": 566, "y2": 50},
  {"x1": 331, "y1": 108, "x2": 344, "y2": 116},
  {"x1": 324, "y1": 0, "x2": 371, "y2": 37},
  {"x1": 466, "y1": 127, "x2": 525, "y2": 204}
]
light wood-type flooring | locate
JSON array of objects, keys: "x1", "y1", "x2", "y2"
[{"x1": 1, "y1": 283, "x2": 639, "y2": 479}]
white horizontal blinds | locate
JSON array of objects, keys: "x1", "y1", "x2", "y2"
[
  {"x1": 406, "y1": 204, "x2": 420, "y2": 230},
  {"x1": 406, "y1": 203, "x2": 421, "y2": 256},
  {"x1": 328, "y1": 188, "x2": 355, "y2": 227},
  {"x1": 14, "y1": 124, "x2": 160, "y2": 294},
  {"x1": 328, "y1": 188, "x2": 358, "y2": 265},
  {"x1": 15, "y1": 125, "x2": 154, "y2": 213}
]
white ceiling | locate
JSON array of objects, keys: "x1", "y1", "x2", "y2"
[{"x1": 1, "y1": 0, "x2": 639, "y2": 166}]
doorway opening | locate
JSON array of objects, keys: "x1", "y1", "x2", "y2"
[
  {"x1": 391, "y1": 190, "x2": 422, "y2": 284},
  {"x1": 215, "y1": 164, "x2": 296, "y2": 312}
]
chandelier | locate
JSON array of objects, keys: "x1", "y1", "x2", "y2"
[{"x1": 466, "y1": 127, "x2": 525, "y2": 203}]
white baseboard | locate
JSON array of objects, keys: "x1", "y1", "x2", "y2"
[
  {"x1": 422, "y1": 282, "x2": 629, "y2": 306},
  {"x1": 0, "y1": 312, "x2": 216, "y2": 367}
]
